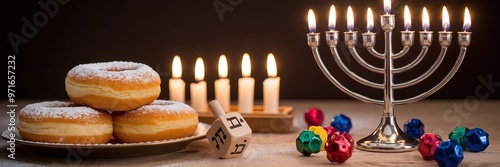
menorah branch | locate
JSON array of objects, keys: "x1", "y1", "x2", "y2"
[
  {"x1": 308, "y1": 33, "x2": 384, "y2": 105},
  {"x1": 395, "y1": 47, "x2": 467, "y2": 105},
  {"x1": 394, "y1": 47, "x2": 428, "y2": 74},
  {"x1": 330, "y1": 47, "x2": 384, "y2": 89},
  {"x1": 394, "y1": 47, "x2": 447, "y2": 89}
]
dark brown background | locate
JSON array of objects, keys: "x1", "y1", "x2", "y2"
[{"x1": 2, "y1": 0, "x2": 499, "y2": 101}]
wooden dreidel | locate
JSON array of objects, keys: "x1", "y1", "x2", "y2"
[{"x1": 206, "y1": 100, "x2": 252, "y2": 158}]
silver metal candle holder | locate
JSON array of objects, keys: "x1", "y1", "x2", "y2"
[{"x1": 307, "y1": 14, "x2": 471, "y2": 152}]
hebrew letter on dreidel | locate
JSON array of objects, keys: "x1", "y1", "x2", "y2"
[
  {"x1": 206, "y1": 100, "x2": 252, "y2": 158},
  {"x1": 211, "y1": 127, "x2": 227, "y2": 150},
  {"x1": 230, "y1": 141, "x2": 247, "y2": 155},
  {"x1": 226, "y1": 116, "x2": 243, "y2": 129}
]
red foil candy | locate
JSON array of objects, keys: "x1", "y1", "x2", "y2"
[
  {"x1": 325, "y1": 132, "x2": 354, "y2": 163},
  {"x1": 305, "y1": 107, "x2": 324, "y2": 127},
  {"x1": 418, "y1": 133, "x2": 443, "y2": 160},
  {"x1": 324, "y1": 126, "x2": 340, "y2": 139}
]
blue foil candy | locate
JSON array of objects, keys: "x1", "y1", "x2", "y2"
[
  {"x1": 464, "y1": 128, "x2": 489, "y2": 152},
  {"x1": 330, "y1": 114, "x2": 352, "y2": 133},
  {"x1": 434, "y1": 140, "x2": 464, "y2": 167},
  {"x1": 403, "y1": 118, "x2": 425, "y2": 138}
]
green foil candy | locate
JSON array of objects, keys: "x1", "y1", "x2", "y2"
[
  {"x1": 449, "y1": 126, "x2": 470, "y2": 149},
  {"x1": 296, "y1": 130, "x2": 322, "y2": 156}
]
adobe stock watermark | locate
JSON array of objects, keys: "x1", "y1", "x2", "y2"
[
  {"x1": 7, "y1": 0, "x2": 70, "y2": 54},
  {"x1": 6, "y1": 55, "x2": 17, "y2": 159},
  {"x1": 213, "y1": 0, "x2": 243, "y2": 22},
  {"x1": 431, "y1": 74, "x2": 499, "y2": 134}
]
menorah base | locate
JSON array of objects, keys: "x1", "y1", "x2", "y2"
[{"x1": 356, "y1": 115, "x2": 419, "y2": 152}]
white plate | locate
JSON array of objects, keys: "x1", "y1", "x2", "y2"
[{"x1": 1, "y1": 123, "x2": 209, "y2": 158}]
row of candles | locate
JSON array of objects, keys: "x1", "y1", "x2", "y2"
[
  {"x1": 307, "y1": 0, "x2": 471, "y2": 33},
  {"x1": 168, "y1": 53, "x2": 280, "y2": 113}
]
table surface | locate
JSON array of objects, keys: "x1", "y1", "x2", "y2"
[{"x1": 1, "y1": 99, "x2": 499, "y2": 167}]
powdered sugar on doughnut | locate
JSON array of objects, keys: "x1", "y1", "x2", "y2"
[
  {"x1": 20, "y1": 101, "x2": 101, "y2": 119},
  {"x1": 67, "y1": 61, "x2": 159, "y2": 83},
  {"x1": 131, "y1": 100, "x2": 195, "y2": 115}
]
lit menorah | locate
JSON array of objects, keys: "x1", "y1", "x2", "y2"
[{"x1": 306, "y1": 1, "x2": 472, "y2": 152}]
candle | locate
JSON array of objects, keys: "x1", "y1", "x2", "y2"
[
  {"x1": 442, "y1": 6, "x2": 450, "y2": 31},
  {"x1": 190, "y1": 57, "x2": 207, "y2": 112},
  {"x1": 347, "y1": 6, "x2": 354, "y2": 31},
  {"x1": 263, "y1": 53, "x2": 280, "y2": 113},
  {"x1": 367, "y1": 7, "x2": 374, "y2": 32},
  {"x1": 169, "y1": 56, "x2": 185, "y2": 103},
  {"x1": 404, "y1": 5, "x2": 411, "y2": 31},
  {"x1": 422, "y1": 7, "x2": 430, "y2": 31},
  {"x1": 308, "y1": 9, "x2": 316, "y2": 33},
  {"x1": 238, "y1": 53, "x2": 254, "y2": 113},
  {"x1": 384, "y1": 0, "x2": 391, "y2": 14},
  {"x1": 463, "y1": 7, "x2": 471, "y2": 31},
  {"x1": 328, "y1": 5, "x2": 336, "y2": 31},
  {"x1": 215, "y1": 55, "x2": 231, "y2": 111}
]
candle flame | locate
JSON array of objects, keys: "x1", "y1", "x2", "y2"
[
  {"x1": 404, "y1": 5, "x2": 411, "y2": 30},
  {"x1": 328, "y1": 5, "x2": 336, "y2": 31},
  {"x1": 308, "y1": 9, "x2": 316, "y2": 33},
  {"x1": 442, "y1": 6, "x2": 450, "y2": 31},
  {"x1": 384, "y1": 0, "x2": 391, "y2": 14},
  {"x1": 422, "y1": 7, "x2": 430, "y2": 31},
  {"x1": 347, "y1": 6, "x2": 354, "y2": 31},
  {"x1": 267, "y1": 53, "x2": 277, "y2": 77},
  {"x1": 218, "y1": 55, "x2": 228, "y2": 78},
  {"x1": 367, "y1": 7, "x2": 374, "y2": 32},
  {"x1": 172, "y1": 55, "x2": 182, "y2": 79},
  {"x1": 463, "y1": 7, "x2": 471, "y2": 31},
  {"x1": 194, "y1": 57, "x2": 205, "y2": 82},
  {"x1": 242, "y1": 53, "x2": 251, "y2": 77}
]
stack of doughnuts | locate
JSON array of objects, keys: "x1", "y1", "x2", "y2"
[{"x1": 18, "y1": 61, "x2": 199, "y2": 144}]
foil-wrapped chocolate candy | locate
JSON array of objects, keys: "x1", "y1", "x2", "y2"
[
  {"x1": 449, "y1": 126, "x2": 469, "y2": 149},
  {"x1": 325, "y1": 132, "x2": 354, "y2": 163},
  {"x1": 324, "y1": 126, "x2": 340, "y2": 139},
  {"x1": 418, "y1": 133, "x2": 442, "y2": 160},
  {"x1": 330, "y1": 114, "x2": 352, "y2": 133},
  {"x1": 296, "y1": 130, "x2": 322, "y2": 156},
  {"x1": 434, "y1": 140, "x2": 464, "y2": 167},
  {"x1": 403, "y1": 118, "x2": 425, "y2": 138},
  {"x1": 464, "y1": 127, "x2": 489, "y2": 152},
  {"x1": 308, "y1": 126, "x2": 328, "y2": 151},
  {"x1": 305, "y1": 107, "x2": 324, "y2": 127}
]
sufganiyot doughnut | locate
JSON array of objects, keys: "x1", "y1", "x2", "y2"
[
  {"x1": 112, "y1": 100, "x2": 198, "y2": 143},
  {"x1": 65, "y1": 61, "x2": 161, "y2": 111},
  {"x1": 18, "y1": 101, "x2": 113, "y2": 144}
]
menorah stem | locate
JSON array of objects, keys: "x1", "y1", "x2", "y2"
[{"x1": 383, "y1": 29, "x2": 394, "y2": 117}]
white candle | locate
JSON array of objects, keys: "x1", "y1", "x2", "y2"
[
  {"x1": 238, "y1": 53, "x2": 254, "y2": 113},
  {"x1": 263, "y1": 53, "x2": 280, "y2": 113},
  {"x1": 169, "y1": 56, "x2": 185, "y2": 103},
  {"x1": 190, "y1": 57, "x2": 207, "y2": 112},
  {"x1": 215, "y1": 55, "x2": 231, "y2": 111}
]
